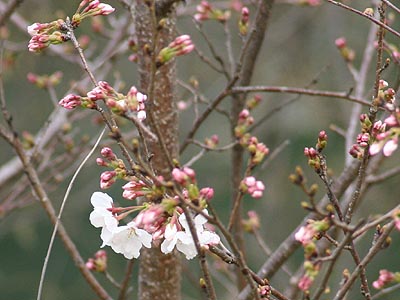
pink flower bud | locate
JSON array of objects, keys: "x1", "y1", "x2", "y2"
[
  {"x1": 101, "y1": 147, "x2": 116, "y2": 160},
  {"x1": 59, "y1": 94, "x2": 82, "y2": 109},
  {"x1": 96, "y1": 3, "x2": 115, "y2": 16},
  {"x1": 335, "y1": 37, "x2": 346, "y2": 49},
  {"x1": 200, "y1": 187, "x2": 214, "y2": 201}
]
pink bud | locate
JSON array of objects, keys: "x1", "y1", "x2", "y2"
[
  {"x1": 335, "y1": 37, "x2": 346, "y2": 49},
  {"x1": 59, "y1": 94, "x2": 82, "y2": 109},
  {"x1": 200, "y1": 187, "x2": 214, "y2": 201}
]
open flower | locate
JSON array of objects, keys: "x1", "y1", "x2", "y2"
[
  {"x1": 161, "y1": 210, "x2": 220, "y2": 259},
  {"x1": 104, "y1": 221, "x2": 152, "y2": 259},
  {"x1": 89, "y1": 192, "x2": 119, "y2": 246}
]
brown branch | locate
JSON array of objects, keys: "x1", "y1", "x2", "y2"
[
  {"x1": 325, "y1": 0, "x2": 400, "y2": 39},
  {"x1": 230, "y1": 86, "x2": 371, "y2": 106},
  {"x1": 238, "y1": 159, "x2": 360, "y2": 300},
  {"x1": 118, "y1": 259, "x2": 135, "y2": 300},
  {"x1": 333, "y1": 221, "x2": 395, "y2": 300},
  {"x1": 0, "y1": 0, "x2": 24, "y2": 26}
]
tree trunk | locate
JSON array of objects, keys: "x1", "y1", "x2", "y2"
[{"x1": 133, "y1": 1, "x2": 181, "y2": 299}]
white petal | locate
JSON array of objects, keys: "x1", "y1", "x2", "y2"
[
  {"x1": 100, "y1": 227, "x2": 115, "y2": 247},
  {"x1": 91, "y1": 192, "x2": 113, "y2": 208},
  {"x1": 176, "y1": 242, "x2": 197, "y2": 259},
  {"x1": 135, "y1": 228, "x2": 152, "y2": 248},
  {"x1": 89, "y1": 210, "x2": 106, "y2": 227}
]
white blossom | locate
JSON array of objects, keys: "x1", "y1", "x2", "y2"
[
  {"x1": 89, "y1": 192, "x2": 119, "y2": 247},
  {"x1": 104, "y1": 222, "x2": 152, "y2": 259},
  {"x1": 161, "y1": 210, "x2": 220, "y2": 260},
  {"x1": 160, "y1": 223, "x2": 179, "y2": 254},
  {"x1": 89, "y1": 192, "x2": 118, "y2": 229}
]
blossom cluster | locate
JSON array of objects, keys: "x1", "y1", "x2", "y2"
[
  {"x1": 88, "y1": 150, "x2": 221, "y2": 261},
  {"x1": 89, "y1": 192, "x2": 220, "y2": 260},
  {"x1": 238, "y1": 7, "x2": 249, "y2": 36},
  {"x1": 240, "y1": 176, "x2": 265, "y2": 199},
  {"x1": 372, "y1": 269, "x2": 400, "y2": 289},
  {"x1": 156, "y1": 35, "x2": 194, "y2": 67},
  {"x1": 303, "y1": 131, "x2": 328, "y2": 172},
  {"x1": 27, "y1": 71, "x2": 63, "y2": 89},
  {"x1": 350, "y1": 112, "x2": 399, "y2": 160},
  {"x1": 194, "y1": 1, "x2": 231, "y2": 22},
  {"x1": 335, "y1": 37, "x2": 355, "y2": 62},
  {"x1": 58, "y1": 81, "x2": 148, "y2": 121},
  {"x1": 234, "y1": 107, "x2": 269, "y2": 168},
  {"x1": 294, "y1": 218, "x2": 330, "y2": 291},
  {"x1": 28, "y1": 20, "x2": 67, "y2": 52},
  {"x1": 27, "y1": 1, "x2": 114, "y2": 53}
]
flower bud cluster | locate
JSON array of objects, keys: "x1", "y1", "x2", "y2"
[
  {"x1": 27, "y1": 1, "x2": 114, "y2": 53},
  {"x1": 59, "y1": 81, "x2": 148, "y2": 120},
  {"x1": 86, "y1": 250, "x2": 107, "y2": 272},
  {"x1": 247, "y1": 136, "x2": 269, "y2": 167},
  {"x1": 27, "y1": 71, "x2": 63, "y2": 89},
  {"x1": 240, "y1": 176, "x2": 265, "y2": 199},
  {"x1": 96, "y1": 147, "x2": 127, "y2": 189},
  {"x1": 238, "y1": 7, "x2": 249, "y2": 36},
  {"x1": 194, "y1": 0, "x2": 231, "y2": 22},
  {"x1": 298, "y1": 261, "x2": 321, "y2": 291},
  {"x1": 242, "y1": 210, "x2": 260, "y2": 233},
  {"x1": 377, "y1": 79, "x2": 396, "y2": 108},
  {"x1": 122, "y1": 180, "x2": 149, "y2": 200},
  {"x1": 351, "y1": 109, "x2": 400, "y2": 158},
  {"x1": 335, "y1": 37, "x2": 355, "y2": 62},
  {"x1": 372, "y1": 269, "x2": 400, "y2": 289},
  {"x1": 295, "y1": 218, "x2": 330, "y2": 246},
  {"x1": 304, "y1": 146, "x2": 321, "y2": 172},
  {"x1": 257, "y1": 280, "x2": 271, "y2": 298},
  {"x1": 157, "y1": 35, "x2": 194, "y2": 67},
  {"x1": 234, "y1": 109, "x2": 254, "y2": 141},
  {"x1": 245, "y1": 94, "x2": 262, "y2": 110},
  {"x1": 295, "y1": 218, "x2": 329, "y2": 291},
  {"x1": 28, "y1": 20, "x2": 67, "y2": 53},
  {"x1": 204, "y1": 134, "x2": 219, "y2": 149},
  {"x1": 72, "y1": 0, "x2": 115, "y2": 27},
  {"x1": 172, "y1": 167, "x2": 214, "y2": 207}
]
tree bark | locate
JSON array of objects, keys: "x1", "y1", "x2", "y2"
[{"x1": 133, "y1": 1, "x2": 181, "y2": 299}]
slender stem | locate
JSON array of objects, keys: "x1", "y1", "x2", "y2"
[
  {"x1": 325, "y1": 0, "x2": 400, "y2": 39},
  {"x1": 181, "y1": 205, "x2": 217, "y2": 300},
  {"x1": 37, "y1": 127, "x2": 106, "y2": 300},
  {"x1": 372, "y1": 282, "x2": 400, "y2": 299},
  {"x1": 230, "y1": 86, "x2": 370, "y2": 106},
  {"x1": 118, "y1": 259, "x2": 135, "y2": 300},
  {"x1": 333, "y1": 221, "x2": 395, "y2": 300}
]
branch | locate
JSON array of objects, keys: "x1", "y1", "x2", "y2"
[
  {"x1": 230, "y1": 86, "x2": 371, "y2": 106},
  {"x1": 325, "y1": 0, "x2": 400, "y2": 39},
  {"x1": 0, "y1": 0, "x2": 24, "y2": 26},
  {"x1": 333, "y1": 221, "x2": 395, "y2": 300}
]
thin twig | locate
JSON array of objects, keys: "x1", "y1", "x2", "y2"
[
  {"x1": 325, "y1": 0, "x2": 400, "y2": 39},
  {"x1": 333, "y1": 221, "x2": 395, "y2": 300},
  {"x1": 230, "y1": 86, "x2": 371, "y2": 106},
  {"x1": 37, "y1": 127, "x2": 106, "y2": 300},
  {"x1": 118, "y1": 259, "x2": 135, "y2": 300}
]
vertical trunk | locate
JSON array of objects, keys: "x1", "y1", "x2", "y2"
[
  {"x1": 230, "y1": 0, "x2": 274, "y2": 290},
  {"x1": 133, "y1": 1, "x2": 181, "y2": 299}
]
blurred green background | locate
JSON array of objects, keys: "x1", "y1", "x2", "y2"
[{"x1": 1, "y1": 0, "x2": 399, "y2": 299}]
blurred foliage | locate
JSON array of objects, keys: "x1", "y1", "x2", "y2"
[{"x1": 0, "y1": 0, "x2": 400, "y2": 299}]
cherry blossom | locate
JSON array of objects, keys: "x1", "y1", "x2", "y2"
[
  {"x1": 160, "y1": 211, "x2": 220, "y2": 259},
  {"x1": 104, "y1": 221, "x2": 152, "y2": 259}
]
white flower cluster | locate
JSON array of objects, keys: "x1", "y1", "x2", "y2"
[{"x1": 89, "y1": 192, "x2": 220, "y2": 260}]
